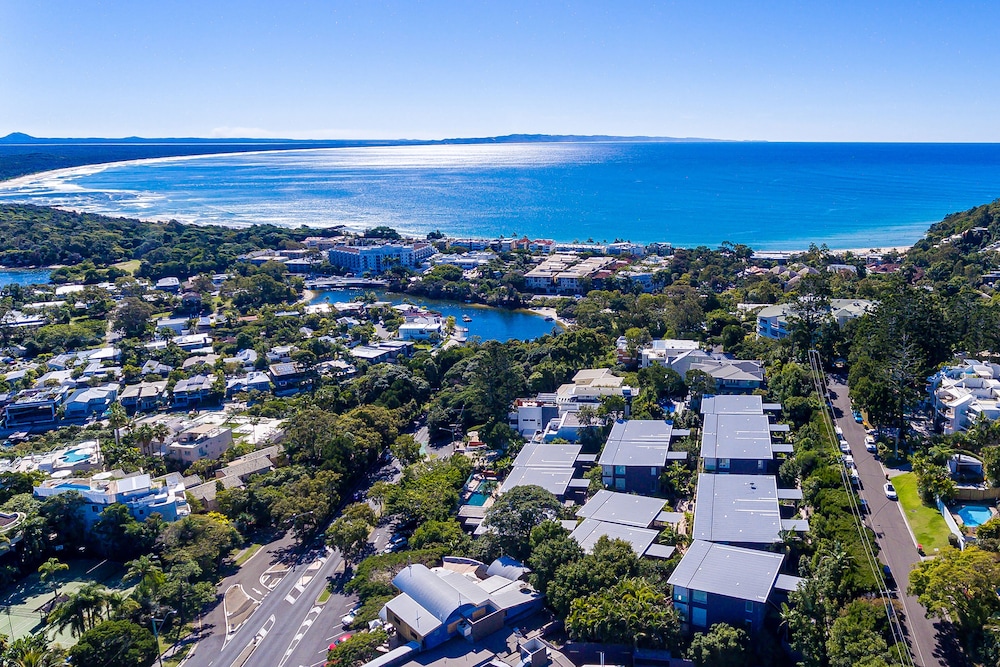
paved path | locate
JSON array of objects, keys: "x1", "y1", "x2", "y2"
[{"x1": 828, "y1": 375, "x2": 962, "y2": 667}]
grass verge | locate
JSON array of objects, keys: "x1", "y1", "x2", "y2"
[
  {"x1": 234, "y1": 542, "x2": 264, "y2": 567},
  {"x1": 892, "y1": 472, "x2": 953, "y2": 554},
  {"x1": 316, "y1": 587, "x2": 332, "y2": 604}
]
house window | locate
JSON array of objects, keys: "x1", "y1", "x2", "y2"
[
  {"x1": 757, "y1": 459, "x2": 765, "y2": 470},
  {"x1": 692, "y1": 590, "x2": 707, "y2": 604},
  {"x1": 651, "y1": 467, "x2": 658, "y2": 476},
  {"x1": 615, "y1": 478, "x2": 626, "y2": 490},
  {"x1": 615, "y1": 465, "x2": 626, "y2": 476},
  {"x1": 691, "y1": 607, "x2": 707, "y2": 627},
  {"x1": 745, "y1": 600, "x2": 754, "y2": 613},
  {"x1": 673, "y1": 588, "x2": 688, "y2": 603},
  {"x1": 719, "y1": 458, "x2": 730, "y2": 470}
]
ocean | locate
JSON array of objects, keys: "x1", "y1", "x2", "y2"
[{"x1": 2, "y1": 142, "x2": 1000, "y2": 250}]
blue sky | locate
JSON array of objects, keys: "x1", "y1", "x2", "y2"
[{"x1": 1, "y1": 1, "x2": 997, "y2": 141}]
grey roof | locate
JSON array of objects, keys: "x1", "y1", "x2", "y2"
[
  {"x1": 701, "y1": 395, "x2": 765, "y2": 415},
  {"x1": 700, "y1": 414, "x2": 775, "y2": 460},
  {"x1": 776, "y1": 488, "x2": 803, "y2": 501},
  {"x1": 512, "y1": 443, "x2": 582, "y2": 468},
  {"x1": 645, "y1": 543, "x2": 677, "y2": 559},
  {"x1": 499, "y1": 466, "x2": 575, "y2": 497},
  {"x1": 667, "y1": 540, "x2": 785, "y2": 603},
  {"x1": 384, "y1": 594, "x2": 443, "y2": 637},
  {"x1": 693, "y1": 474, "x2": 782, "y2": 544},
  {"x1": 598, "y1": 420, "x2": 674, "y2": 468},
  {"x1": 570, "y1": 518, "x2": 661, "y2": 556},
  {"x1": 392, "y1": 564, "x2": 469, "y2": 624},
  {"x1": 575, "y1": 490, "x2": 666, "y2": 529},
  {"x1": 775, "y1": 574, "x2": 805, "y2": 592},
  {"x1": 487, "y1": 556, "x2": 530, "y2": 580}
]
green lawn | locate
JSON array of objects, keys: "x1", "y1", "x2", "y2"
[
  {"x1": 892, "y1": 472, "x2": 953, "y2": 554},
  {"x1": 234, "y1": 542, "x2": 264, "y2": 566},
  {"x1": 111, "y1": 259, "x2": 141, "y2": 274}
]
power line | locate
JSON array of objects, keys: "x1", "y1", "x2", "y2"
[{"x1": 807, "y1": 349, "x2": 913, "y2": 667}]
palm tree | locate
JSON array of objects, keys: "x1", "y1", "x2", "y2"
[
  {"x1": 107, "y1": 401, "x2": 128, "y2": 448},
  {"x1": 152, "y1": 422, "x2": 171, "y2": 455},
  {"x1": 37, "y1": 558, "x2": 68, "y2": 604},
  {"x1": 133, "y1": 423, "x2": 156, "y2": 457},
  {"x1": 125, "y1": 555, "x2": 165, "y2": 595}
]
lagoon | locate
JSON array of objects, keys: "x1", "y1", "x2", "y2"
[{"x1": 311, "y1": 288, "x2": 560, "y2": 342}]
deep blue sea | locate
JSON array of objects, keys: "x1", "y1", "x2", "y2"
[{"x1": 3, "y1": 142, "x2": 1000, "y2": 249}]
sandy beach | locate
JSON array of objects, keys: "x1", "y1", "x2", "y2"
[{"x1": 527, "y1": 307, "x2": 570, "y2": 329}]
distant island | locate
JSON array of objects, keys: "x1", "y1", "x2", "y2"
[{"x1": 0, "y1": 132, "x2": 722, "y2": 183}]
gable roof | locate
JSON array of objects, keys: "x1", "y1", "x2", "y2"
[
  {"x1": 598, "y1": 420, "x2": 675, "y2": 468},
  {"x1": 700, "y1": 413, "x2": 775, "y2": 460},
  {"x1": 693, "y1": 474, "x2": 783, "y2": 544},
  {"x1": 575, "y1": 489, "x2": 666, "y2": 529},
  {"x1": 668, "y1": 540, "x2": 784, "y2": 603}
]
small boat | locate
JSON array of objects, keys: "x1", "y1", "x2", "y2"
[{"x1": 462, "y1": 314, "x2": 472, "y2": 322}]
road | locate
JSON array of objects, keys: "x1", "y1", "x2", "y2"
[
  {"x1": 183, "y1": 460, "x2": 402, "y2": 667},
  {"x1": 828, "y1": 375, "x2": 961, "y2": 667}
]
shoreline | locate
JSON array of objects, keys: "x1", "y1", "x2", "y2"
[{"x1": 525, "y1": 307, "x2": 571, "y2": 329}]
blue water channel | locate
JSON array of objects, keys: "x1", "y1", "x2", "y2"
[{"x1": 312, "y1": 288, "x2": 560, "y2": 342}]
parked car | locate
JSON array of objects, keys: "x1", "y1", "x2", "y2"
[
  {"x1": 342, "y1": 605, "x2": 361, "y2": 628},
  {"x1": 835, "y1": 425, "x2": 844, "y2": 436},
  {"x1": 839, "y1": 439, "x2": 851, "y2": 454},
  {"x1": 866, "y1": 439, "x2": 878, "y2": 454},
  {"x1": 330, "y1": 633, "x2": 353, "y2": 650},
  {"x1": 884, "y1": 482, "x2": 897, "y2": 500},
  {"x1": 859, "y1": 499, "x2": 870, "y2": 514},
  {"x1": 388, "y1": 534, "x2": 408, "y2": 546},
  {"x1": 853, "y1": 411, "x2": 864, "y2": 423},
  {"x1": 842, "y1": 454, "x2": 855, "y2": 468},
  {"x1": 383, "y1": 541, "x2": 406, "y2": 554}
]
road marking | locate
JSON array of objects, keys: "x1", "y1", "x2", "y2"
[
  {"x1": 252, "y1": 587, "x2": 264, "y2": 597},
  {"x1": 278, "y1": 606, "x2": 323, "y2": 667}
]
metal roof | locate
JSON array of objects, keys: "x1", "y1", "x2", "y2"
[
  {"x1": 499, "y1": 466, "x2": 575, "y2": 497},
  {"x1": 598, "y1": 420, "x2": 674, "y2": 468},
  {"x1": 570, "y1": 518, "x2": 660, "y2": 556},
  {"x1": 667, "y1": 540, "x2": 785, "y2": 603},
  {"x1": 384, "y1": 594, "x2": 443, "y2": 637},
  {"x1": 575, "y1": 489, "x2": 666, "y2": 529},
  {"x1": 693, "y1": 474, "x2": 782, "y2": 544},
  {"x1": 701, "y1": 395, "x2": 765, "y2": 415},
  {"x1": 511, "y1": 443, "x2": 582, "y2": 468},
  {"x1": 700, "y1": 413, "x2": 775, "y2": 460}
]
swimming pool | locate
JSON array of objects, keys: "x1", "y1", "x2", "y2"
[
  {"x1": 61, "y1": 449, "x2": 92, "y2": 463},
  {"x1": 954, "y1": 503, "x2": 994, "y2": 527},
  {"x1": 466, "y1": 492, "x2": 490, "y2": 506}
]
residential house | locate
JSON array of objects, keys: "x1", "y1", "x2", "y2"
[
  {"x1": 498, "y1": 443, "x2": 591, "y2": 502},
  {"x1": 119, "y1": 381, "x2": 168, "y2": 413},
  {"x1": 570, "y1": 490, "x2": 678, "y2": 560},
  {"x1": 700, "y1": 413, "x2": 792, "y2": 474},
  {"x1": 168, "y1": 425, "x2": 234, "y2": 464},
  {"x1": 63, "y1": 384, "x2": 119, "y2": 420},
  {"x1": 268, "y1": 363, "x2": 313, "y2": 396},
  {"x1": 226, "y1": 371, "x2": 273, "y2": 398},
  {"x1": 4, "y1": 387, "x2": 70, "y2": 428},
  {"x1": 507, "y1": 397, "x2": 559, "y2": 439},
  {"x1": 598, "y1": 419, "x2": 689, "y2": 494},
  {"x1": 171, "y1": 375, "x2": 217, "y2": 408},
  {"x1": 755, "y1": 299, "x2": 874, "y2": 340},
  {"x1": 669, "y1": 540, "x2": 800, "y2": 635},
  {"x1": 692, "y1": 474, "x2": 806, "y2": 548},
  {"x1": 929, "y1": 359, "x2": 1000, "y2": 433},
  {"x1": 33, "y1": 472, "x2": 190, "y2": 524}
]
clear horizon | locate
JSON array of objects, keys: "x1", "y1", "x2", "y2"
[{"x1": 3, "y1": 1, "x2": 1000, "y2": 142}]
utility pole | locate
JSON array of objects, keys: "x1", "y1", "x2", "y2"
[{"x1": 151, "y1": 609, "x2": 176, "y2": 667}]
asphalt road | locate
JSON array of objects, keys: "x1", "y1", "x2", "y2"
[{"x1": 828, "y1": 375, "x2": 961, "y2": 667}]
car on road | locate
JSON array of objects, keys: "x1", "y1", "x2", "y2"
[
  {"x1": 383, "y1": 540, "x2": 406, "y2": 554},
  {"x1": 853, "y1": 411, "x2": 864, "y2": 423},
  {"x1": 839, "y1": 439, "x2": 851, "y2": 454},
  {"x1": 884, "y1": 482, "x2": 898, "y2": 500},
  {"x1": 330, "y1": 633, "x2": 353, "y2": 650},
  {"x1": 835, "y1": 425, "x2": 844, "y2": 436},
  {"x1": 865, "y1": 437, "x2": 878, "y2": 453},
  {"x1": 342, "y1": 605, "x2": 361, "y2": 628},
  {"x1": 859, "y1": 499, "x2": 870, "y2": 514}
]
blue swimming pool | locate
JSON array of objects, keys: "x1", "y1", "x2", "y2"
[
  {"x1": 466, "y1": 492, "x2": 489, "y2": 506},
  {"x1": 954, "y1": 503, "x2": 994, "y2": 527},
  {"x1": 61, "y1": 449, "x2": 91, "y2": 463}
]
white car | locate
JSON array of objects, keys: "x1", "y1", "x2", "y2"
[
  {"x1": 884, "y1": 482, "x2": 898, "y2": 500},
  {"x1": 342, "y1": 605, "x2": 361, "y2": 628},
  {"x1": 835, "y1": 426, "x2": 844, "y2": 436},
  {"x1": 839, "y1": 439, "x2": 851, "y2": 454},
  {"x1": 842, "y1": 454, "x2": 855, "y2": 469}
]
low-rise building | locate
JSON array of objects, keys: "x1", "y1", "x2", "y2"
[
  {"x1": 328, "y1": 242, "x2": 435, "y2": 274},
  {"x1": 34, "y1": 472, "x2": 190, "y2": 524},
  {"x1": 598, "y1": 419, "x2": 689, "y2": 494},
  {"x1": 380, "y1": 561, "x2": 544, "y2": 650},
  {"x1": 570, "y1": 490, "x2": 678, "y2": 560},
  {"x1": 754, "y1": 299, "x2": 874, "y2": 340},
  {"x1": 63, "y1": 384, "x2": 119, "y2": 420},
  {"x1": 268, "y1": 363, "x2": 313, "y2": 395},
  {"x1": 692, "y1": 474, "x2": 806, "y2": 548},
  {"x1": 669, "y1": 540, "x2": 801, "y2": 635},
  {"x1": 172, "y1": 374, "x2": 217, "y2": 408},
  {"x1": 4, "y1": 387, "x2": 70, "y2": 428},
  {"x1": 168, "y1": 424, "x2": 234, "y2": 464},
  {"x1": 120, "y1": 381, "x2": 169, "y2": 413},
  {"x1": 929, "y1": 359, "x2": 1000, "y2": 433},
  {"x1": 498, "y1": 443, "x2": 591, "y2": 501}
]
